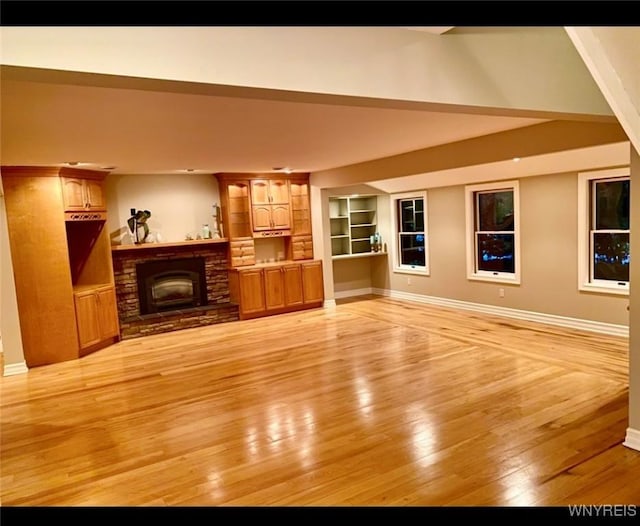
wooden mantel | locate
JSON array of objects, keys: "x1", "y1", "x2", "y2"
[{"x1": 111, "y1": 238, "x2": 228, "y2": 253}]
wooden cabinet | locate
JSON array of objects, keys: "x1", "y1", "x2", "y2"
[
  {"x1": 301, "y1": 260, "x2": 324, "y2": 304},
  {"x1": 250, "y1": 179, "x2": 290, "y2": 232},
  {"x1": 264, "y1": 267, "x2": 286, "y2": 310},
  {"x1": 287, "y1": 178, "x2": 313, "y2": 260},
  {"x1": 282, "y1": 264, "x2": 304, "y2": 307},
  {"x1": 237, "y1": 269, "x2": 266, "y2": 316},
  {"x1": 73, "y1": 285, "x2": 119, "y2": 352},
  {"x1": 221, "y1": 179, "x2": 252, "y2": 239},
  {"x1": 1, "y1": 166, "x2": 119, "y2": 367},
  {"x1": 229, "y1": 268, "x2": 265, "y2": 318},
  {"x1": 229, "y1": 260, "x2": 323, "y2": 320},
  {"x1": 289, "y1": 234, "x2": 314, "y2": 261},
  {"x1": 217, "y1": 173, "x2": 314, "y2": 266},
  {"x1": 62, "y1": 176, "x2": 106, "y2": 211},
  {"x1": 229, "y1": 238, "x2": 256, "y2": 267},
  {"x1": 218, "y1": 176, "x2": 255, "y2": 267},
  {"x1": 290, "y1": 179, "x2": 311, "y2": 235}
]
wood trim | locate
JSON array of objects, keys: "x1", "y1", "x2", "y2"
[
  {"x1": 1, "y1": 166, "x2": 109, "y2": 179},
  {"x1": 373, "y1": 287, "x2": 629, "y2": 338},
  {"x1": 59, "y1": 167, "x2": 108, "y2": 180},
  {"x1": 623, "y1": 428, "x2": 640, "y2": 452},
  {"x1": 2, "y1": 361, "x2": 29, "y2": 376},
  {"x1": 111, "y1": 238, "x2": 228, "y2": 252},
  {"x1": 1, "y1": 166, "x2": 61, "y2": 177}
]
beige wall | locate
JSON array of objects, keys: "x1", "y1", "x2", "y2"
[
  {"x1": 369, "y1": 170, "x2": 629, "y2": 326},
  {"x1": 332, "y1": 259, "x2": 373, "y2": 294},
  {"x1": 629, "y1": 147, "x2": 639, "y2": 430},
  {"x1": 105, "y1": 173, "x2": 220, "y2": 244},
  {"x1": 0, "y1": 177, "x2": 26, "y2": 370}
]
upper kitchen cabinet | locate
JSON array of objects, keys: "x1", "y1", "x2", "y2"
[
  {"x1": 250, "y1": 178, "x2": 291, "y2": 232},
  {"x1": 218, "y1": 176, "x2": 253, "y2": 240},
  {"x1": 61, "y1": 169, "x2": 106, "y2": 212}
]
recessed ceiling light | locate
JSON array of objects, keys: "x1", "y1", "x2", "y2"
[
  {"x1": 513, "y1": 157, "x2": 521, "y2": 162},
  {"x1": 67, "y1": 161, "x2": 79, "y2": 166}
]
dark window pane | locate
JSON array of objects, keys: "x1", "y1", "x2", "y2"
[
  {"x1": 478, "y1": 191, "x2": 514, "y2": 231},
  {"x1": 399, "y1": 199, "x2": 424, "y2": 233},
  {"x1": 477, "y1": 234, "x2": 515, "y2": 273},
  {"x1": 593, "y1": 232, "x2": 630, "y2": 281},
  {"x1": 400, "y1": 233, "x2": 425, "y2": 267},
  {"x1": 595, "y1": 180, "x2": 630, "y2": 230},
  {"x1": 400, "y1": 200, "x2": 417, "y2": 232}
]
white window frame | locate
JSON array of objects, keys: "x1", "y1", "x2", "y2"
[
  {"x1": 390, "y1": 191, "x2": 429, "y2": 275},
  {"x1": 465, "y1": 180, "x2": 520, "y2": 285},
  {"x1": 577, "y1": 167, "x2": 630, "y2": 296}
]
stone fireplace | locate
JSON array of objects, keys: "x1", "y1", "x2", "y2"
[{"x1": 111, "y1": 241, "x2": 239, "y2": 339}]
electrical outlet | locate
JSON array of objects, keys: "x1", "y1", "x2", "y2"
[
  {"x1": 499, "y1": 288, "x2": 505, "y2": 298},
  {"x1": 407, "y1": 276, "x2": 412, "y2": 286}
]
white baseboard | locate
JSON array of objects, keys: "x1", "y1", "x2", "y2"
[
  {"x1": 333, "y1": 287, "x2": 374, "y2": 299},
  {"x1": 623, "y1": 428, "x2": 640, "y2": 452},
  {"x1": 371, "y1": 288, "x2": 629, "y2": 338},
  {"x1": 323, "y1": 299, "x2": 337, "y2": 309},
  {"x1": 3, "y1": 361, "x2": 29, "y2": 376}
]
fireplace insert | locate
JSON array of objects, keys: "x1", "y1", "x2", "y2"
[{"x1": 136, "y1": 257, "x2": 208, "y2": 314}]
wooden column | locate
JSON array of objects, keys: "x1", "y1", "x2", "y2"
[{"x1": 1, "y1": 167, "x2": 79, "y2": 366}]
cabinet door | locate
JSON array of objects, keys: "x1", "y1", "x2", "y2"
[
  {"x1": 290, "y1": 180, "x2": 311, "y2": 234},
  {"x1": 252, "y1": 205, "x2": 273, "y2": 230},
  {"x1": 264, "y1": 267, "x2": 285, "y2": 310},
  {"x1": 85, "y1": 180, "x2": 106, "y2": 210},
  {"x1": 226, "y1": 182, "x2": 252, "y2": 238},
  {"x1": 239, "y1": 270, "x2": 266, "y2": 315},
  {"x1": 301, "y1": 261, "x2": 324, "y2": 304},
  {"x1": 270, "y1": 204, "x2": 291, "y2": 230},
  {"x1": 269, "y1": 180, "x2": 290, "y2": 204},
  {"x1": 250, "y1": 180, "x2": 270, "y2": 205},
  {"x1": 96, "y1": 286, "x2": 119, "y2": 339},
  {"x1": 74, "y1": 291, "x2": 101, "y2": 348},
  {"x1": 282, "y1": 265, "x2": 304, "y2": 306},
  {"x1": 62, "y1": 178, "x2": 87, "y2": 210}
]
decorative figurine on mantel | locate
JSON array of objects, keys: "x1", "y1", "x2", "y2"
[
  {"x1": 127, "y1": 208, "x2": 152, "y2": 244},
  {"x1": 212, "y1": 203, "x2": 223, "y2": 238}
]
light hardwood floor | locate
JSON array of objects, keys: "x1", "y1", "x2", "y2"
[{"x1": 1, "y1": 295, "x2": 638, "y2": 506}]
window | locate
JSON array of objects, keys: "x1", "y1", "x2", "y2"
[
  {"x1": 391, "y1": 191, "x2": 428, "y2": 274},
  {"x1": 465, "y1": 181, "x2": 520, "y2": 284},
  {"x1": 578, "y1": 168, "x2": 630, "y2": 295}
]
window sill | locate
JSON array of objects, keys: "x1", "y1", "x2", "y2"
[
  {"x1": 467, "y1": 273, "x2": 520, "y2": 285},
  {"x1": 579, "y1": 283, "x2": 629, "y2": 296},
  {"x1": 394, "y1": 268, "x2": 429, "y2": 277}
]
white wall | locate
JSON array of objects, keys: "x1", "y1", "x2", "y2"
[{"x1": 105, "y1": 173, "x2": 220, "y2": 244}]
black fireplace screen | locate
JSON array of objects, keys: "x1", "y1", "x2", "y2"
[{"x1": 136, "y1": 257, "x2": 207, "y2": 314}]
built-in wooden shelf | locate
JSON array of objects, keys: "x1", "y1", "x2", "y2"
[{"x1": 111, "y1": 238, "x2": 229, "y2": 253}]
